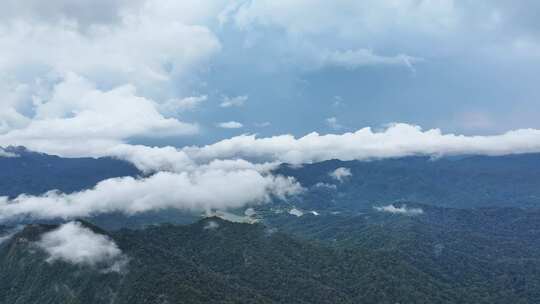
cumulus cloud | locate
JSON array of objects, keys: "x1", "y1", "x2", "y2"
[
  {"x1": 217, "y1": 121, "x2": 243, "y2": 129},
  {"x1": 0, "y1": 169, "x2": 301, "y2": 221},
  {"x1": 0, "y1": 74, "x2": 197, "y2": 156},
  {"x1": 37, "y1": 221, "x2": 127, "y2": 271},
  {"x1": 0, "y1": 2, "x2": 220, "y2": 88},
  {"x1": 374, "y1": 204, "x2": 424, "y2": 216},
  {"x1": 329, "y1": 167, "x2": 352, "y2": 182},
  {"x1": 182, "y1": 123, "x2": 540, "y2": 165},
  {"x1": 0, "y1": 0, "x2": 221, "y2": 153},
  {"x1": 220, "y1": 95, "x2": 248, "y2": 108}
]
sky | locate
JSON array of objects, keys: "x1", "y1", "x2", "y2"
[
  {"x1": 0, "y1": 0, "x2": 539, "y2": 149},
  {"x1": 1, "y1": 1, "x2": 540, "y2": 224}
]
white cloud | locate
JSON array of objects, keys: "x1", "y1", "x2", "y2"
[
  {"x1": 230, "y1": 0, "x2": 460, "y2": 37},
  {"x1": 220, "y1": 0, "x2": 540, "y2": 73},
  {"x1": 37, "y1": 221, "x2": 127, "y2": 271},
  {"x1": 222, "y1": 0, "x2": 454, "y2": 70},
  {"x1": 220, "y1": 95, "x2": 248, "y2": 108},
  {"x1": 105, "y1": 144, "x2": 196, "y2": 173},
  {"x1": 0, "y1": 0, "x2": 221, "y2": 150},
  {"x1": 288, "y1": 208, "x2": 303, "y2": 217},
  {"x1": 203, "y1": 220, "x2": 220, "y2": 230},
  {"x1": 0, "y1": 169, "x2": 301, "y2": 221},
  {"x1": 329, "y1": 167, "x2": 352, "y2": 182},
  {"x1": 7, "y1": 121, "x2": 540, "y2": 223},
  {"x1": 217, "y1": 121, "x2": 243, "y2": 129},
  {"x1": 319, "y1": 49, "x2": 421, "y2": 70},
  {"x1": 22, "y1": 120, "x2": 528, "y2": 207},
  {"x1": 182, "y1": 123, "x2": 540, "y2": 165},
  {"x1": 374, "y1": 204, "x2": 424, "y2": 216},
  {"x1": 313, "y1": 182, "x2": 337, "y2": 190},
  {"x1": 0, "y1": 12, "x2": 220, "y2": 91},
  {"x1": 159, "y1": 95, "x2": 207, "y2": 114},
  {"x1": 0, "y1": 73, "x2": 198, "y2": 156}
]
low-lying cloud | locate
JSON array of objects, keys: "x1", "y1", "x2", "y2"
[
  {"x1": 313, "y1": 182, "x2": 337, "y2": 190},
  {"x1": 329, "y1": 167, "x2": 352, "y2": 182},
  {"x1": 183, "y1": 123, "x2": 540, "y2": 165},
  {"x1": 2, "y1": 123, "x2": 540, "y2": 222},
  {"x1": 0, "y1": 148, "x2": 17, "y2": 158},
  {"x1": 0, "y1": 227, "x2": 22, "y2": 245},
  {"x1": 374, "y1": 204, "x2": 424, "y2": 216},
  {"x1": 0, "y1": 169, "x2": 301, "y2": 221},
  {"x1": 37, "y1": 221, "x2": 127, "y2": 271}
]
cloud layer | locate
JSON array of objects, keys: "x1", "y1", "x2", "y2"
[
  {"x1": 2, "y1": 122, "x2": 540, "y2": 222},
  {"x1": 183, "y1": 123, "x2": 540, "y2": 165},
  {"x1": 0, "y1": 169, "x2": 301, "y2": 221}
]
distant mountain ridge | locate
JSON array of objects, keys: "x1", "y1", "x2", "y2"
[
  {"x1": 0, "y1": 146, "x2": 140, "y2": 198},
  {"x1": 276, "y1": 154, "x2": 540, "y2": 209}
]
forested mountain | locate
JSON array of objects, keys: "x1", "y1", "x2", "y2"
[
  {"x1": 277, "y1": 154, "x2": 540, "y2": 209},
  {"x1": 2, "y1": 150, "x2": 540, "y2": 303},
  {"x1": 2, "y1": 206, "x2": 540, "y2": 303},
  {"x1": 0, "y1": 147, "x2": 140, "y2": 198}
]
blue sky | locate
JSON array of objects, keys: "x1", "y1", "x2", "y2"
[
  {"x1": 162, "y1": 0, "x2": 540, "y2": 144},
  {"x1": 1, "y1": 0, "x2": 540, "y2": 149}
]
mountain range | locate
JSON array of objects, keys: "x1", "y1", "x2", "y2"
[{"x1": 1, "y1": 149, "x2": 540, "y2": 303}]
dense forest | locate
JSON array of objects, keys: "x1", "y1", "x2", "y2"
[
  {"x1": 277, "y1": 154, "x2": 540, "y2": 209},
  {"x1": 2, "y1": 152, "x2": 540, "y2": 303},
  {"x1": 2, "y1": 205, "x2": 540, "y2": 303}
]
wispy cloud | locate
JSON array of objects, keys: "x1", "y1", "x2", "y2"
[
  {"x1": 217, "y1": 121, "x2": 243, "y2": 129},
  {"x1": 374, "y1": 204, "x2": 424, "y2": 216},
  {"x1": 319, "y1": 49, "x2": 422, "y2": 70},
  {"x1": 255, "y1": 122, "x2": 271, "y2": 128},
  {"x1": 326, "y1": 117, "x2": 344, "y2": 130},
  {"x1": 0, "y1": 148, "x2": 17, "y2": 158},
  {"x1": 329, "y1": 167, "x2": 352, "y2": 182},
  {"x1": 159, "y1": 95, "x2": 207, "y2": 114},
  {"x1": 220, "y1": 95, "x2": 248, "y2": 108}
]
